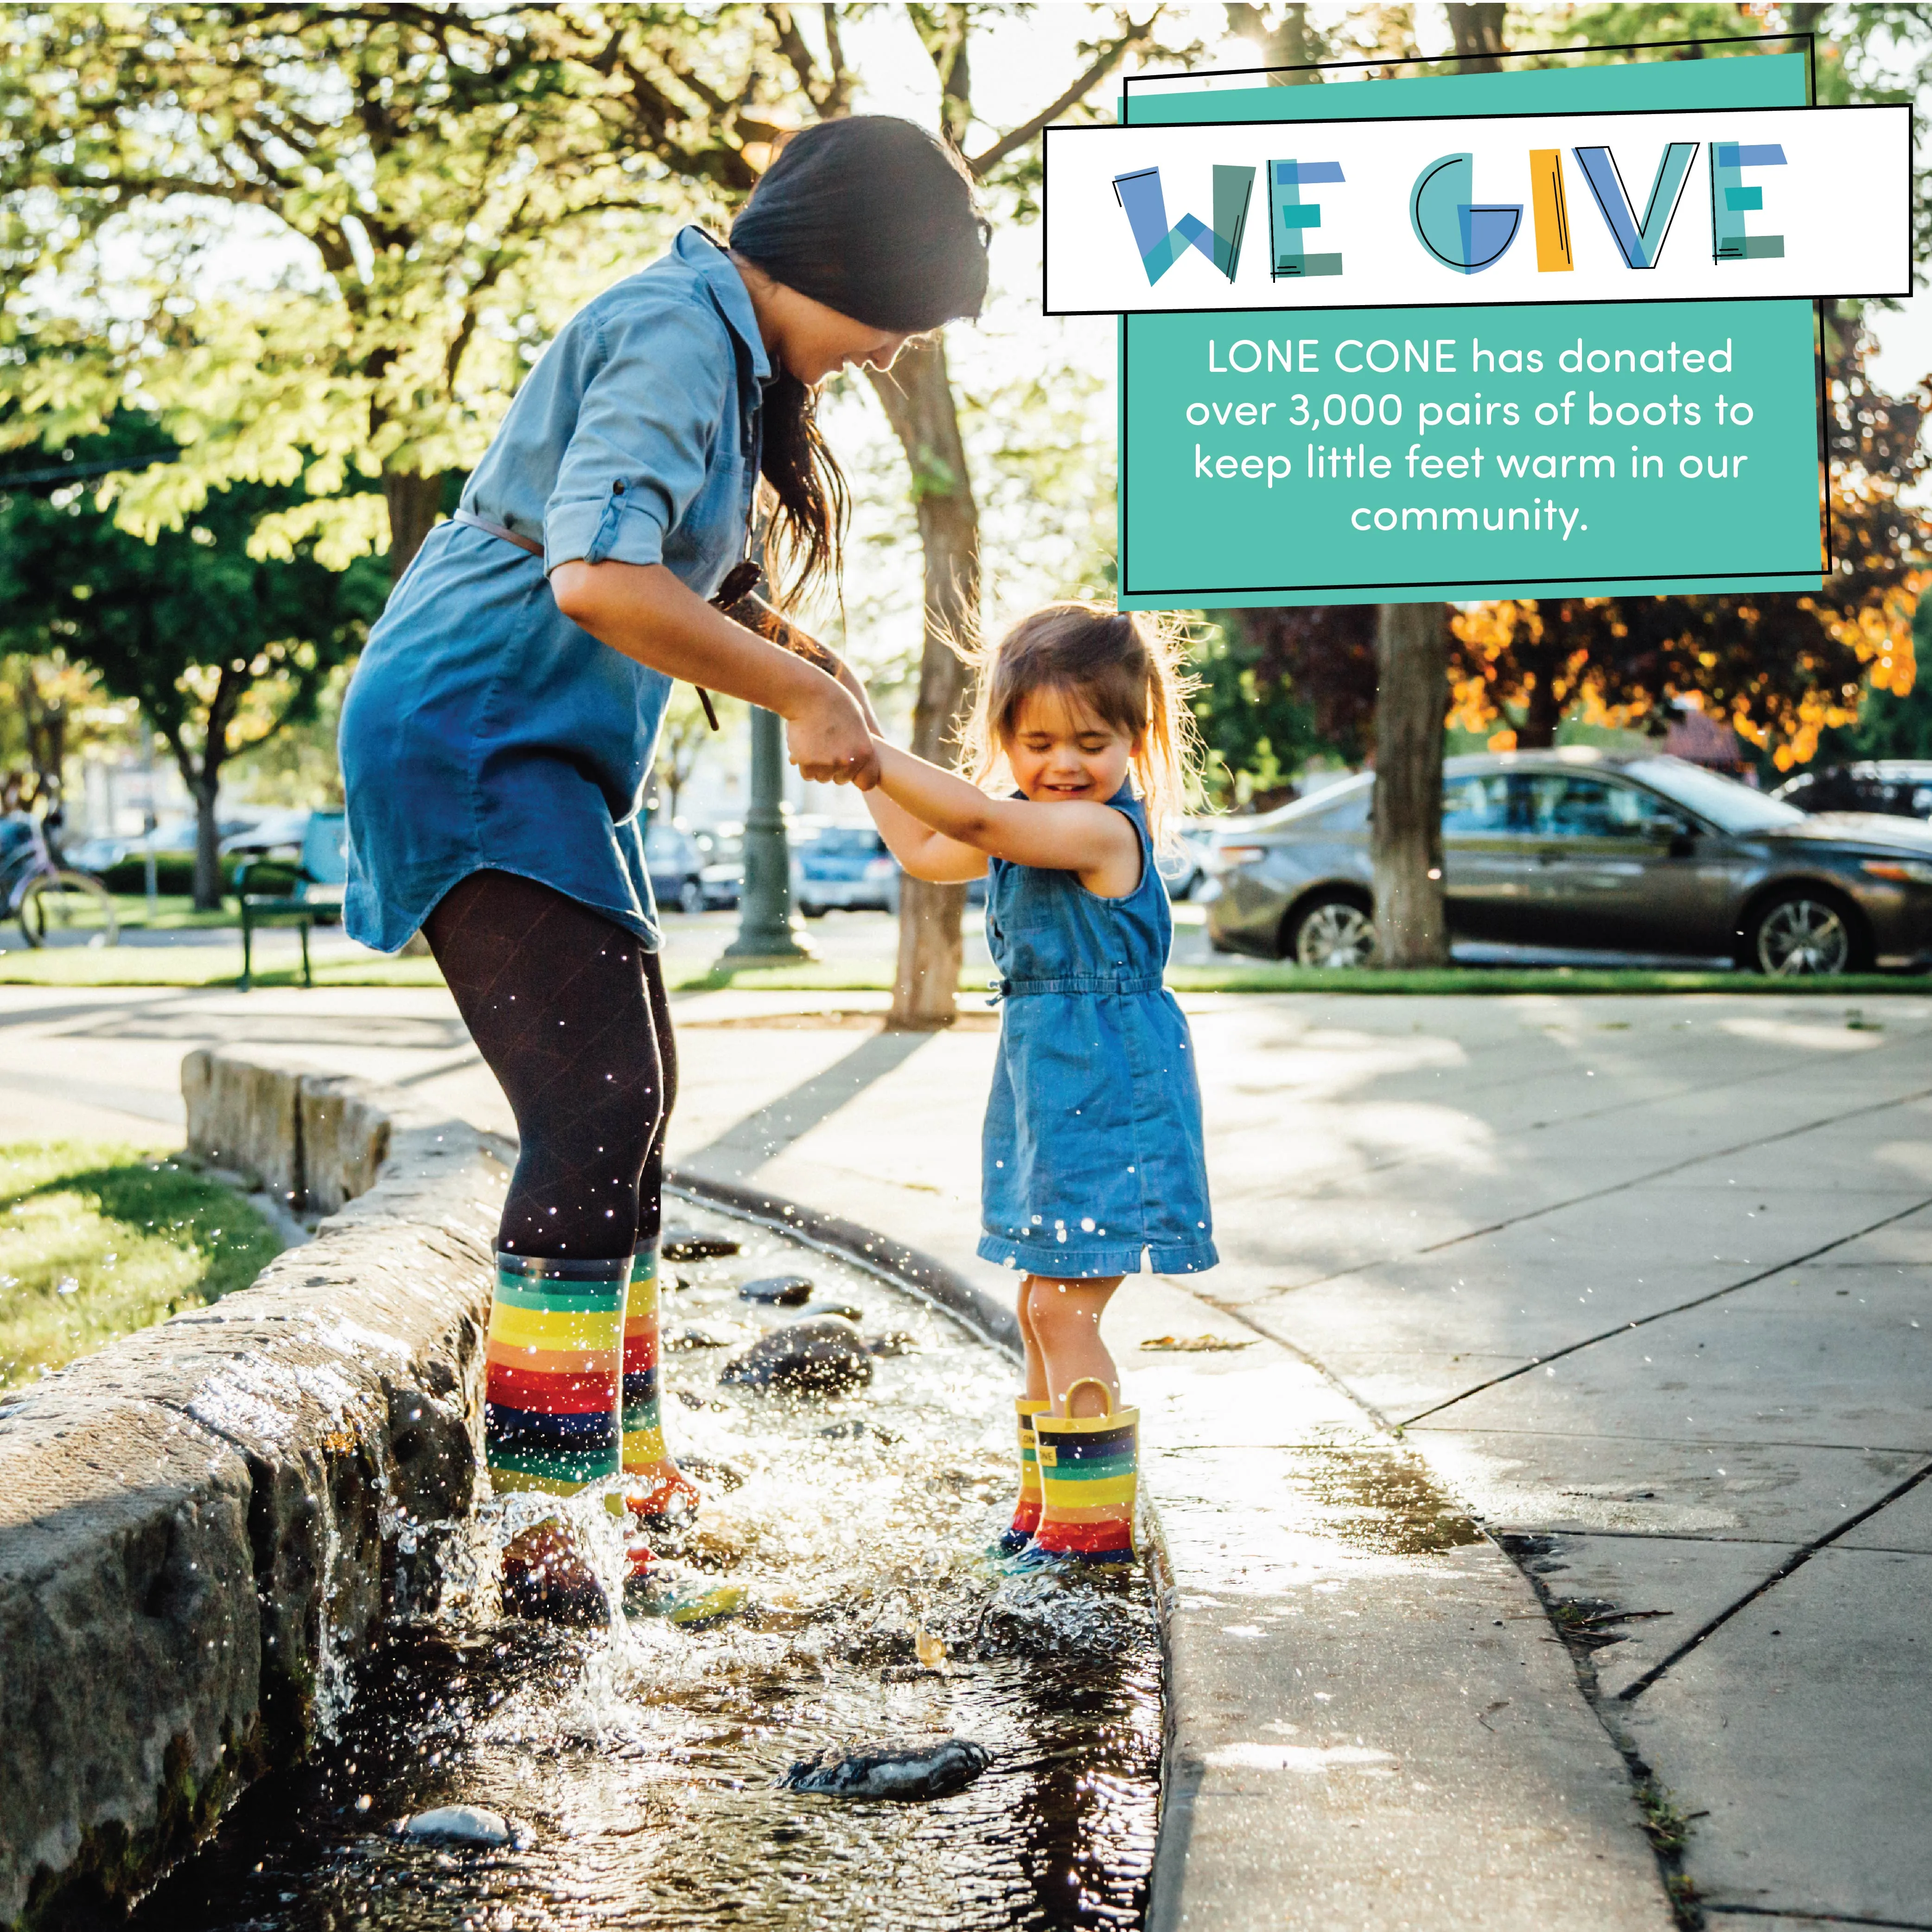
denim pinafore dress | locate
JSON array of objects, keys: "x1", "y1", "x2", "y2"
[{"x1": 978, "y1": 788, "x2": 1217, "y2": 1280}]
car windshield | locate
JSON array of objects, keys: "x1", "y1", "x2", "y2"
[
  {"x1": 1628, "y1": 759, "x2": 1805, "y2": 834},
  {"x1": 1260, "y1": 774, "x2": 1372, "y2": 831}
]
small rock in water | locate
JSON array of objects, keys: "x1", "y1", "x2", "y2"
[
  {"x1": 819, "y1": 1418, "x2": 901, "y2": 1445},
  {"x1": 680, "y1": 1454, "x2": 746, "y2": 1491},
  {"x1": 783, "y1": 1737, "x2": 990, "y2": 1801},
  {"x1": 668, "y1": 1323, "x2": 741, "y2": 1351},
  {"x1": 866, "y1": 1330, "x2": 921, "y2": 1358},
  {"x1": 817, "y1": 1302, "x2": 863, "y2": 1322},
  {"x1": 398, "y1": 1804, "x2": 515, "y2": 1847},
  {"x1": 721, "y1": 1316, "x2": 873, "y2": 1397},
  {"x1": 739, "y1": 1273, "x2": 813, "y2": 1307},
  {"x1": 663, "y1": 1227, "x2": 740, "y2": 1261}
]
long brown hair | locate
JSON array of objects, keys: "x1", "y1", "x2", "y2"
[
  {"x1": 959, "y1": 603, "x2": 1205, "y2": 846},
  {"x1": 731, "y1": 117, "x2": 990, "y2": 606}
]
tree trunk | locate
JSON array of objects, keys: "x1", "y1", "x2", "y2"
[
  {"x1": 189, "y1": 768, "x2": 224, "y2": 912},
  {"x1": 23, "y1": 673, "x2": 67, "y2": 806},
  {"x1": 1515, "y1": 670, "x2": 1565, "y2": 748},
  {"x1": 384, "y1": 471, "x2": 446, "y2": 586},
  {"x1": 868, "y1": 334, "x2": 982, "y2": 1029},
  {"x1": 1371, "y1": 603, "x2": 1449, "y2": 968},
  {"x1": 1446, "y1": 3, "x2": 1506, "y2": 68}
]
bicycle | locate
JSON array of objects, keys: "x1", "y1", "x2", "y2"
[{"x1": 0, "y1": 809, "x2": 120, "y2": 948}]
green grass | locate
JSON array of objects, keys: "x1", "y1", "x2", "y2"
[
  {"x1": 676, "y1": 960, "x2": 1929, "y2": 997},
  {"x1": 0, "y1": 947, "x2": 448, "y2": 988},
  {"x1": 4, "y1": 928, "x2": 1928, "y2": 999},
  {"x1": 0, "y1": 1142, "x2": 283, "y2": 1389},
  {"x1": 1164, "y1": 964, "x2": 1932, "y2": 995},
  {"x1": 107, "y1": 893, "x2": 244, "y2": 930}
]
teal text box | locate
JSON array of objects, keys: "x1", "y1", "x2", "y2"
[{"x1": 1118, "y1": 52, "x2": 1824, "y2": 610}]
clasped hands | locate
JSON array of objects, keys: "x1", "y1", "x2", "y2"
[{"x1": 783, "y1": 648, "x2": 884, "y2": 791}]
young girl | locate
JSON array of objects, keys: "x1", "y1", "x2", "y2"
[{"x1": 848, "y1": 603, "x2": 1215, "y2": 1565}]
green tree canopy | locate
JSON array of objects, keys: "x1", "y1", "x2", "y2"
[
  {"x1": 0, "y1": 2, "x2": 809, "y2": 575},
  {"x1": 0, "y1": 414, "x2": 388, "y2": 904}
]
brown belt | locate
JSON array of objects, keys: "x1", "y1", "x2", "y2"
[{"x1": 451, "y1": 505, "x2": 542, "y2": 555}]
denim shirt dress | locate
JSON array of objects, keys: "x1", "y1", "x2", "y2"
[
  {"x1": 979, "y1": 789, "x2": 1217, "y2": 1280},
  {"x1": 339, "y1": 227, "x2": 768, "y2": 952}
]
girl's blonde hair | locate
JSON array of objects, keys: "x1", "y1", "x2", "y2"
[{"x1": 958, "y1": 602, "x2": 1205, "y2": 846}]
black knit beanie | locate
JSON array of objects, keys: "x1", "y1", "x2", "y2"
[{"x1": 729, "y1": 116, "x2": 990, "y2": 332}]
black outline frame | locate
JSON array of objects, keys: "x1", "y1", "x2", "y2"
[
  {"x1": 1108, "y1": 33, "x2": 1842, "y2": 606},
  {"x1": 1046, "y1": 99, "x2": 1912, "y2": 317}
]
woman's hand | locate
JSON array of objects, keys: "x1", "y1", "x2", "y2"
[
  {"x1": 785, "y1": 682, "x2": 881, "y2": 788},
  {"x1": 552, "y1": 560, "x2": 876, "y2": 788},
  {"x1": 819, "y1": 650, "x2": 882, "y2": 733}
]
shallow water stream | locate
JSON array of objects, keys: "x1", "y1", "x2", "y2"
[{"x1": 131, "y1": 1209, "x2": 1161, "y2": 1931}]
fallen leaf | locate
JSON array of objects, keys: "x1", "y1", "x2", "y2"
[{"x1": 1140, "y1": 1334, "x2": 1255, "y2": 1353}]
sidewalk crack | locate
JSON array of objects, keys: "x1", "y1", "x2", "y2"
[
  {"x1": 1397, "y1": 1191, "x2": 1932, "y2": 1426},
  {"x1": 1615, "y1": 1457, "x2": 1932, "y2": 1703}
]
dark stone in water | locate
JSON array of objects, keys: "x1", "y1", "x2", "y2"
[
  {"x1": 819, "y1": 1418, "x2": 901, "y2": 1445},
  {"x1": 783, "y1": 1737, "x2": 990, "y2": 1801},
  {"x1": 739, "y1": 1274, "x2": 813, "y2": 1307},
  {"x1": 817, "y1": 1302, "x2": 863, "y2": 1322},
  {"x1": 680, "y1": 1454, "x2": 746, "y2": 1491},
  {"x1": 866, "y1": 1330, "x2": 921, "y2": 1358},
  {"x1": 668, "y1": 1323, "x2": 740, "y2": 1351},
  {"x1": 720, "y1": 1316, "x2": 873, "y2": 1397},
  {"x1": 663, "y1": 1228, "x2": 740, "y2": 1261}
]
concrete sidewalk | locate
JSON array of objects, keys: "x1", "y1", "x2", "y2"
[{"x1": 5, "y1": 983, "x2": 1928, "y2": 1925}]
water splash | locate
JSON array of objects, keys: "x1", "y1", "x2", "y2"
[{"x1": 134, "y1": 1211, "x2": 1162, "y2": 1930}]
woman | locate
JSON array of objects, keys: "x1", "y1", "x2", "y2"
[{"x1": 339, "y1": 117, "x2": 989, "y2": 1617}]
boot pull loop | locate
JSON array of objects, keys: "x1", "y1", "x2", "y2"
[{"x1": 1062, "y1": 1378, "x2": 1115, "y2": 1419}]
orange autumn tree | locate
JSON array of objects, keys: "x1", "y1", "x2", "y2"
[{"x1": 1449, "y1": 316, "x2": 1927, "y2": 768}]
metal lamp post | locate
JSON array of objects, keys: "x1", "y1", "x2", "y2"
[{"x1": 719, "y1": 704, "x2": 810, "y2": 965}]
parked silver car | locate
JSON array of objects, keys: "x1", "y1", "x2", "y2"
[
  {"x1": 1772, "y1": 759, "x2": 1932, "y2": 822},
  {"x1": 1203, "y1": 749, "x2": 1932, "y2": 975}
]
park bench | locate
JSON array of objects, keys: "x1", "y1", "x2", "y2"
[{"x1": 234, "y1": 809, "x2": 348, "y2": 990}]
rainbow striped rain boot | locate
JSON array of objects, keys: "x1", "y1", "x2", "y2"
[
  {"x1": 485, "y1": 1252, "x2": 627, "y2": 1621},
  {"x1": 995, "y1": 1398, "x2": 1051, "y2": 1555},
  {"x1": 621, "y1": 1239, "x2": 700, "y2": 1531},
  {"x1": 1025, "y1": 1379, "x2": 1139, "y2": 1567}
]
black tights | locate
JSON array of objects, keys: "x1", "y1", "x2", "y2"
[{"x1": 425, "y1": 870, "x2": 676, "y2": 1262}]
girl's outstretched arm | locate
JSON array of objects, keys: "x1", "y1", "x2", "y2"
[
  {"x1": 817, "y1": 661, "x2": 989, "y2": 883},
  {"x1": 871, "y1": 742, "x2": 1140, "y2": 895}
]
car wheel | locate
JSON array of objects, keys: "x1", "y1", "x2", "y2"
[
  {"x1": 1742, "y1": 887, "x2": 1865, "y2": 976},
  {"x1": 1286, "y1": 891, "x2": 1376, "y2": 969},
  {"x1": 677, "y1": 877, "x2": 705, "y2": 916}
]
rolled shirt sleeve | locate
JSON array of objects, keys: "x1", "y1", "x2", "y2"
[{"x1": 542, "y1": 295, "x2": 737, "y2": 574}]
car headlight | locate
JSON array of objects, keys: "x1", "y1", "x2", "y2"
[{"x1": 1861, "y1": 858, "x2": 1932, "y2": 884}]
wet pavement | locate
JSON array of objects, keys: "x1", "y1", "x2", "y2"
[{"x1": 122, "y1": 1209, "x2": 1160, "y2": 1932}]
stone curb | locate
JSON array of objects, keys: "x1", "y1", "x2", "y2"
[{"x1": 0, "y1": 1054, "x2": 506, "y2": 1928}]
